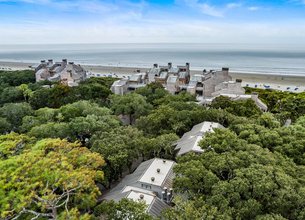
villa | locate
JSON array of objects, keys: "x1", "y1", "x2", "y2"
[
  {"x1": 102, "y1": 158, "x2": 175, "y2": 217},
  {"x1": 32, "y1": 59, "x2": 87, "y2": 87}
]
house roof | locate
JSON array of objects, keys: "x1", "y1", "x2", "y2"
[
  {"x1": 112, "y1": 79, "x2": 129, "y2": 87},
  {"x1": 175, "y1": 121, "x2": 224, "y2": 156},
  {"x1": 138, "y1": 158, "x2": 175, "y2": 187},
  {"x1": 124, "y1": 189, "x2": 170, "y2": 217},
  {"x1": 158, "y1": 71, "x2": 168, "y2": 79},
  {"x1": 102, "y1": 158, "x2": 174, "y2": 216},
  {"x1": 167, "y1": 75, "x2": 178, "y2": 84}
]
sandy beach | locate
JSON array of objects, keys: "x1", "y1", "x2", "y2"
[{"x1": 1, "y1": 61, "x2": 305, "y2": 93}]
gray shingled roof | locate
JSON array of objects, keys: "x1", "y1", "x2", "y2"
[
  {"x1": 175, "y1": 121, "x2": 224, "y2": 156},
  {"x1": 148, "y1": 197, "x2": 170, "y2": 217},
  {"x1": 102, "y1": 159, "x2": 154, "y2": 201},
  {"x1": 102, "y1": 158, "x2": 174, "y2": 217}
]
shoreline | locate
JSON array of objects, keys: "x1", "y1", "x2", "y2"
[{"x1": 1, "y1": 61, "x2": 305, "y2": 92}]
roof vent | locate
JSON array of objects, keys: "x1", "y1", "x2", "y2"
[
  {"x1": 157, "y1": 168, "x2": 160, "y2": 173},
  {"x1": 151, "y1": 177, "x2": 155, "y2": 182},
  {"x1": 163, "y1": 160, "x2": 166, "y2": 163},
  {"x1": 140, "y1": 194, "x2": 144, "y2": 199}
]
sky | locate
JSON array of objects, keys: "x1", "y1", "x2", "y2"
[{"x1": 0, "y1": 0, "x2": 305, "y2": 44}]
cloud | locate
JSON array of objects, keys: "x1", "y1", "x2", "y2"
[
  {"x1": 247, "y1": 6, "x2": 259, "y2": 11},
  {"x1": 179, "y1": 0, "x2": 223, "y2": 17},
  {"x1": 199, "y1": 3, "x2": 223, "y2": 17},
  {"x1": 1, "y1": 20, "x2": 305, "y2": 44},
  {"x1": 226, "y1": 2, "x2": 242, "y2": 9}
]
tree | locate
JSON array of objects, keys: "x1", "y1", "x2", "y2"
[
  {"x1": 0, "y1": 117, "x2": 11, "y2": 134},
  {"x1": 0, "y1": 103, "x2": 33, "y2": 131},
  {"x1": 110, "y1": 93, "x2": 152, "y2": 125},
  {"x1": 91, "y1": 126, "x2": 145, "y2": 187},
  {"x1": 0, "y1": 137, "x2": 105, "y2": 220},
  {"x1": 172, "y1": 128, "x2": 305, "y2": 219},
  {"x1": 0, "y1": 86, "x2": 24, "y2": 106},
  {"x1": 18, "y1": 84, "x2": 33, "y2": 102},
  {"x1": 94, "y1": 198, "x2": 153, "y2": 220},
  {"x1": 0, "y1": 70, "x2": 36, "y2": 86},
  {"x1": 162, "y1": 196, "x2": 230, "y2": 220},
  {"x1": 211, "y1": 96, "x2": 262, "y2": 117},
  {"x1": 136, "y1": 82, "x2": 169, "y2": 105}
]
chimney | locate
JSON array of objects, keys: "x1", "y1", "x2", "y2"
[
  {"x1": 186, "y1": 63, "x2": 190, "y2": 71},
  {"x1": 222, "y1": 67, "x2": 229, "y2": 77},
  {"x1": 168, "y1": 62, "x2": 172, "y2": 70},
  {"x1": 41, "y1": 60, "x2": 46, "y2": 64},
  {"x1": 153, "y1": 63, "x2": 158, "y2": 68},
  {"x1": 136, "y1": 69, "x2": 141, "y2": 73},
  {"x1": 47, "y1": 59, "x2": 53, "y2": 66},
  {"x1": 62, "y1": 59, "x2": 68, "y2": 65},
  {"x1": 169, "y1": 188, "x2": 173, "y2": 195},
  {"x1": 68, "y1": 62, "x2": 74, "y2": 65},
  {"x1": 167, "y1": 192, "x2": 171, "y2": 203},
  {"x1": 162, "y1": 191, "x2": 166, "y2": 201}
]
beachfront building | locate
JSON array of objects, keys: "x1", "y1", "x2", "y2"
[
  {"x1": 32, "y1": 59, "x2": 87, "y2": 86},
  {"x1": 102, "y1": 158, "x2": 175, "y2": 217},
  {"x1": 110, "y1": 63, "x2": 267, "y2": 111},
  {"x1": 111, "y1": 63, "x2": 191, "y2": 95},
  {"x1": 174, "y1": 121, "x2": 224, "y2": 156},
  {"x1": 148, "y1": 62, "x2": 191, "y2": 94},
  {"x1": 111, "y1": 70, "x2": 148, "y2": 95}
]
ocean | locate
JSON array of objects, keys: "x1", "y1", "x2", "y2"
[{"x1": 0, "y1": 43, "x2": 305, "y2": 75}]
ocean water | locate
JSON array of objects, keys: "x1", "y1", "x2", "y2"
[{"x1": 0, "y1": 43, "x2": 305, "y2": 75}]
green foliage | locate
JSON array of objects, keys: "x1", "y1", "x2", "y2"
[
  {"x1": 0, "y1": 117, "x2": 11, "y2": 134},
  {"x1": 0, "y1": 102, "x2": 33, "y2": 131},
  {"x1": 245, "y1": 87, "x2": 305, "y2": 121},
  {"x1": 24, "y1": 101, "x2": 120, "y2": 142},
  {"x1": 29, "y1": 77, "x2": 114, "y2": 110},
  {"x1": 0, "y1": 132, "x2": 35, "y2": 159},
  {"x1": 0, "y1": 70, "x2": 36, "y2": 86},
  {"x1": 172, "y1": 125, "x2": 305, "y2": 219},
  {"x1": 3, "y1": 69, "x2": 305, "y2": 219},
  {"x1": 94, "y1": 198, "x2": 153, "y2": 220},
  {"x1": 136, "y1": 82, "x2": 169, "y2": 105},
  {"x1": 0, "y1": 136, "x2": 105, "y2": 219},
  {"x1": 162, "y1": 196, "x2": 230, "y2": 220},
  {"x1": 211, "y1": 95, "x2": 262, "y2": 117},
  {"x1": 110, "y1": 93, "x2": 152, "y2": 125},
  {"x1": 91, "y1": 126, "x2": 146, "y2": 186},
  {"x1": 0, "y1": 86, "x2": 24, "y2": 106}
]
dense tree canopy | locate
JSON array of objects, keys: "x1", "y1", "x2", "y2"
[
  {"x1": 0, "y1": 135, "x2": 105, "y2": 219},
  {"x1": 2, "y1": 70, "x2": 305, "y2": 219}
]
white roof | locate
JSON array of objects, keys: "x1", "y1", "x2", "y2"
[
  {"x1": 122, "y1": 186, "x2": 155, "y2": 195},
  {"x1": 138, "y1": 158, "x2": 175, "y2": 187},
  {"x1": 127, "y1": 190, "x2": 155, "y2": 207}
]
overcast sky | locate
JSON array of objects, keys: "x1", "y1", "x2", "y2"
[{"x1": 1, "y1": 0, "x2": 305, "y2": 44}]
